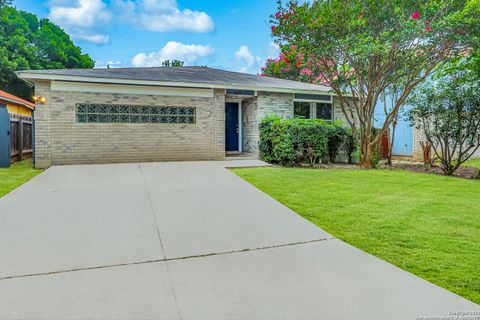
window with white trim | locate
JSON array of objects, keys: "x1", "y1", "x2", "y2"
[
  {"x1": 293, "y1": 96, "x2": 333, "y2": 121},
  {"x1": 294, "y1": 101, "x2": 311, "y2": 118}
]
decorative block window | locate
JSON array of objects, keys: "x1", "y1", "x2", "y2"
[{"x1": 76, "y1": 104, "x2": 196, "y2": 124}]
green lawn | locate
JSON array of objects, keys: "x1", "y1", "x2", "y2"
[
  {"x1": 232, "y1": 167, "x2": 480, "y2": 304},
  {"x1": 0, "y1": 160, "x2": 42, "y2": 198}
]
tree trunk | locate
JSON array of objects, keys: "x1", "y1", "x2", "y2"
[
  {"x1": 387, "y1": 122, "x2": 397, "y2": 166},
  {"x1": 441, "y1": 162, "x2": 455, "y2": 175},
  {"x1": 360, "y1": 142, "x2": 375, "y2": 169}
]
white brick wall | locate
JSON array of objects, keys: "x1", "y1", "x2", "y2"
[
  {"x1": 241, "y1": 92, "x2": 358, "y2": 155},
  {"x1": 413, "y1": 124, "x2": 480, "y2": 161},
  {"x1": 32, "y1": 80, "x2": 365, "y2": 167},
  {"x1": 242, "y1": 92, "x2": 294, "y2": 154},
  {"x1": 33, "y1": 81, "x2": 225, "y2": 168}
]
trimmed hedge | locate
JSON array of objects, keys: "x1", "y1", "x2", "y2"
[{"x1": 259, "y1": 116, "x2": 356, "y2": 165}]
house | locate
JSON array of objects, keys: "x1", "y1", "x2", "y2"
[
  {"x1": 374, "y1": 102, "x2": 417, "y2": 161},
  {"x1": 18, "y1": 67, "x2": 350, "y2": 168},
  {"x1": 374, "y1": 98, "x2": 480, "y2": 163},
  {"x1": 0, "y1": 89, "x2": 34, "y2": 116},
  {"x1": 0, "y1": 90, "x2": 35, "y2": 166}
]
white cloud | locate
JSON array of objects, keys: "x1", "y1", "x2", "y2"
[
  {"x1": 95, "y1": 60, "x2": 123, "y2": 68},
  {"x1": 116, "y1": 0, "x2": 214, "y2": 33},
  {"x1": 267, "y1": 41, "x2": 280, "y2": 59},
  {"x1": 75, "y1": 33, "x2": 110, "y2": 44},
  {"x1": 47, "y1": 0, "x2": 214, "y2": 44},
  {"x1": 131, "y1": 41, "x2": 214, "y2": 67},
  {"x1": 235, "y1": 45, "x2": 255, "y2": 66},
  {"x1": 234, "y1": 45, "x2": 262, "y2": 73},
  {"x1": 48, "y1": 0, "x2": 111, "y2": 43}
]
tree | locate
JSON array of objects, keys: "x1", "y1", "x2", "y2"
[
  {"x1": 0, "y1": 5, "x2": 94, "y2": 99},
  {"x1": 0, "y1": 0, "x2": 11, "y2": 8},
  {"x1": 269, "y1": 0, "x2": 480, "y2": 168},
  {"x1": 409, "y1": 77, "x2": 480, "y2": 175},
  {"x1": 380, "y1": 85, "x2": 403, "y2": 166},
  {"x1": 162, "y1": 60, "x2": 184, "y2": 67},
  {"x1": 261, "y1": 46, "x2": 326, "y2": 84}
]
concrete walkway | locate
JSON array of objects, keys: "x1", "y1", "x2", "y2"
[{"x1": 0, "y1": 161, "x2": 477, "y2": 319}]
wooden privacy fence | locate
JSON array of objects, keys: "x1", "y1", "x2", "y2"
[{"x1": 9, "y1": 114, "x2": 33, "y2": 162}]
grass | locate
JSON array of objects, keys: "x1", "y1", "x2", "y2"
[
  {"x1": 232, "y1": 166, "x2": 480, "y2": 304},
  {"x1": 464, "y1": 158, "x2": 480, "y2": 169},
  {"x1": 0, "y1": 160, "x2": 42, "y2": 198}
]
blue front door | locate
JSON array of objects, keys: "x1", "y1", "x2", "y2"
[{"x1": 225, "y1": 103, "x2": 239, "y2": 151}]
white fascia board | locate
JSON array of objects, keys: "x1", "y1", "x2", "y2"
[
  {"x1": 17, "y1": 72, "x2": 333, "y2": 95},
  {"x1": 51, "y1": 81, "x2": 214, "y2": 98},
  {"x1": 0, "y1": 97, "x2": 34, "y2": 110}
]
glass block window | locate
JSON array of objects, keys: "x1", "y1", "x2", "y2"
[
  {"x1": 294, "y1": 101, "x2": 311, "y2": 118},
  {"x1": 76, "y1": 104, "x2": 196, "y2": 124}
]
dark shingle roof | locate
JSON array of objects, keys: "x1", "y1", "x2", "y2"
[{"x1": 17, "y1": 66, "x2": 331, "y2": 93}]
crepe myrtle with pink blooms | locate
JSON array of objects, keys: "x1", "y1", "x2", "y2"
[{"x1": 263, "y1": 0, "x2": 479, "y2": 168}]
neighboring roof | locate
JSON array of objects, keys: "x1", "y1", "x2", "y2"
[
  {"x1": 17, "y1": 66, "x2": 332, "y2": 94},
  {"x1": 0, "y1": 89, "x2": 34, "y2": 110}
]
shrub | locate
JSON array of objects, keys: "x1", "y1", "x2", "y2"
[
  {"x1": 288, "y1": 118, "x2": 329, "y2": 164},
  {"x1": 259, "y1": 115, "x2": 281, "y2": 162},
  {"x1": 344, "y1": 128, "x2": 357, "y2": 164},
  {"x1": 409, "y1": 79, "x2": 480, "y2": 175},
  {"x1": 259, "y1": 116, "x2": 354, "y2": 165},
  {"x1": 326, "y1": 123, "x2": 348, "y2": 163},
  {"x1": 270, "y1": 120, "x2": 296, "y2": 164}
]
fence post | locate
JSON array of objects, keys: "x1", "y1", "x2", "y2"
[
  {"x1": 18, "y1": 117, "x2": 24, "y2": 161},
  {"x1": 0, "y1": 104, "x2": 10, "y2": 168}
]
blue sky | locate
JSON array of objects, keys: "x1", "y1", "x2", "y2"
[{"x1": 12, "y1": 0, "x2": 280, "y2": 73}]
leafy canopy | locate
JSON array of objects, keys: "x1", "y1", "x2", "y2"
[
  {"x1": 0, "y1": 5, "x2": 94, "y2": 99},
  {"x1": 409, "y1": 73, "x2": 480, "y2": 175},
  {"x1": 268, "y1": 0, "x2": 480, "y2": 167}
]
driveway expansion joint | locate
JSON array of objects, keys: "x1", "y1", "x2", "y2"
[
  {"x1": 138, "y1": 164, "x2": 183, "y2": 320},
  {"x1": 164, "y1": 237, "x2": 334, "y2": 262},
  {"x1": 0, "y1": 237, "x2": 334, "y2": 282}
]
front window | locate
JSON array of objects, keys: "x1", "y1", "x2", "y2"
[
  {"x1": 294, "y1": 101, "x2": 310, "y2": 118},
  {"x1": 316, "y1": 103, "x2": 333, "y2": 121}
]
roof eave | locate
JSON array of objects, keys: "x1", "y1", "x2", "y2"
[
  {"x1": 0, "y1": 96, "x2": 34, "y2": 110},
  {"x1": 16, "y1": 71, "x2": 334, "y2": 95}
]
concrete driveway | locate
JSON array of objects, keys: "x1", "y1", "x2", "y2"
[{"x1": 0, "y1": 161, "x2": 478, "y2": 319}]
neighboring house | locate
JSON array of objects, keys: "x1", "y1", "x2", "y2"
[
  {"x1": 0, "y1": 90, "x2": 34, "y2": 165},
  {"x1": 0, "y1": 90, "x2": 34, "y2": 116},
  {"x1": 18, "y1": 67, "x2": 349, "y2": 168},
  {"x1": 374, "y1": 103, "x2": 415, "y2": 160},
  {"x1": 411, "y1": 119, "x2": 480, "y2": 161}
]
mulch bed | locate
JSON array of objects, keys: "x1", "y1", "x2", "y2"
[
  {"x1": 387, "y1": 162, "x2": 480, "y2": 179},
  {"x1": 287, "y1": 161, "x2": 480, "y2": 179}
]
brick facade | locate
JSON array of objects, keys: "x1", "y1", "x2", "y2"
[
  {"x1": 33, "y1": 82, "x2": 225, "y2": 168},
  {"x1": 412, "y1": 125, "x2": 426, "y2": 161},
  {"x1": 33, "y1": 80, "x2": 353, "y2": 168},
  {"x1": 241, "y1": 92, "x2": 355, "y2": 155},
  {"x1": 412, "y1": 124, "x2": 480, "y2": 162},
  {"x1": 241, "y1": 96, "x2": 259, "y2": 154},
  {"x1": 242, "y1": 92, "x2": 294, "y2": 154}
]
